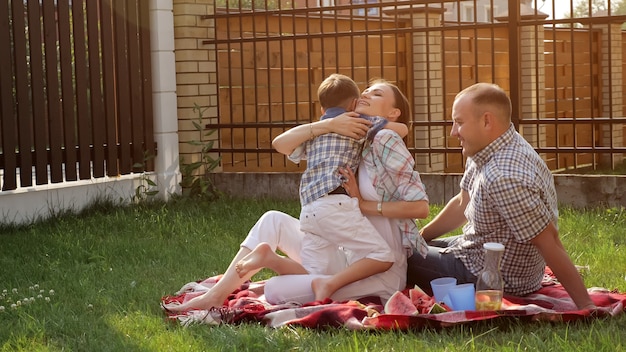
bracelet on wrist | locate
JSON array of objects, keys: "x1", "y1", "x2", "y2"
[
  {"x1": 309, "y1": 123, "x2": 315, "y2": 140},
  {"x1": 377, "y1": 201, "x2": 383, "y2": 215}
]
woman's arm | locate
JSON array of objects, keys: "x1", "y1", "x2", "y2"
[
  {"x1": 272, "y1": 112, "x2": 371, "y2": 155},
  {"x1": 339, "y1": 166, "x2": 429, "y2": 220}
]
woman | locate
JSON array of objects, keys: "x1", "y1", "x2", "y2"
[{"x1": 163, "y1": 79, "x2": 428, "y2": 312}]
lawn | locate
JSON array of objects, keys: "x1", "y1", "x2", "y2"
[{"x1": 0, "y1": 197, "x2": 625, "y2": 351}]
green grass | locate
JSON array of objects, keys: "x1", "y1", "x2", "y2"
[{"x1": 0, "y1": 197, "x2": 625, "y2": 351}]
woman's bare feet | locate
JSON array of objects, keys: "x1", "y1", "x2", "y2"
[
  {"x1": 311, "y1": 277, "x2": 335, "y2": 301},
  {"x1": 235, "y1": 242, "x2": 274, "y2": 278},
  {"x1": 163, "y1": 290, "x2": 225, "y2": 312}
]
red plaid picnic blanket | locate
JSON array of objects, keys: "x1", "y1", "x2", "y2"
[{"x1": 161, "y1": 268, "x2": 626, "y2": 330}]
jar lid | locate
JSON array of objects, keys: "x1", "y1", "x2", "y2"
[{"x1": 483, "y1": 242, "x2": 505, "y2": 251}]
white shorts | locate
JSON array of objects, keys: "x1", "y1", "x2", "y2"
[{"x1": 299, "y1": 195, "x2": 393, "y2": 275}]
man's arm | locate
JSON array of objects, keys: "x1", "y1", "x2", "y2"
[
  {"x1": 420, "y1": 190, "x2": 469, "y2": 241},
  {"x1": 530, "y1": 222, "x2": 595, "y2": 310}
]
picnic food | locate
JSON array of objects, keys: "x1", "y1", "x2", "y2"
[
  {"x1": 383, "y1": 286, "x2": 451, "y2": 315},
  {"x1": 384, "y1": 290, "x2": 418, "y2": 315},
  {"x1": 409, "y1": 286, "x2": 435, "y2": 314}
]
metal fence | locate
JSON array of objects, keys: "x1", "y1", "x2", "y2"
[{"x1": 203, "y1": 0, "x2": 626, "y2": 174}]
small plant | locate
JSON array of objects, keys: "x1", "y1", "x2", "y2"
[
  {"x1": 179, "y1": 103, "x2": 222, "y2": 199},
  {"x1": 132, "y1": 152, "x2": 159, "y2": 203}
]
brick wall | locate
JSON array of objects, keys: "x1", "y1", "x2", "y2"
[{"x1": 173, "y1": 0, "x2": 221, "y2": 172}]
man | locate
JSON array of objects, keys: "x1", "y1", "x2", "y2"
[{"x1": 407, "y1": 82, "x2": 595, "y2": 310}]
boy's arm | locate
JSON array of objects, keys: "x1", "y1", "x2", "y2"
[
  {"x1": 272, "y1": 123, "x2": 318, "y2": 156},
  {"x1": 272, "y1": 112, "x2": 368, "y2": 155}
]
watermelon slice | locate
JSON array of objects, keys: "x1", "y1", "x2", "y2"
[
  {"x1": 384, "y1": 291, "x2": 418, "y2": 315},
  {"x1": 409, "y1": 285, "x2": 437, "y2": 314},
  {"x1": 408, "y1": 285, "x2": 452, "y2": 314},
  {"x1": 428, "y1": 302, "x2": 451, "y2": 314}
]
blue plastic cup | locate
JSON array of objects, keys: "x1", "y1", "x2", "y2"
[
  {"x1": 448, "y1": 283, "x2": 476, "y2": 311},
  {"x1": 430, "y1": 277, "x2": 457, "y2": 304}
]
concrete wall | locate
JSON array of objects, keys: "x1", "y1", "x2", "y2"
[
  {"x1": 210, "y1": 172, "x2": 626, "y2": 209},
  {"x1": 0, "y1": 175, "x2": 150, "y2": 224}
]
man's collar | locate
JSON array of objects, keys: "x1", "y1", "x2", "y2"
[{"x1": 470, "y1": 123, "x2": 516, "y2": 167}]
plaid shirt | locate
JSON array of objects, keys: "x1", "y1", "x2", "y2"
[
  {"x1": 361, "y1": 130, "x2": 429, "y2": 257},
  {"x1": 290, "y1": 107, "x2": 387, "y2": 206},
  {"x1": 450, "y1": 124, "x2": 558, "y2": 296}
]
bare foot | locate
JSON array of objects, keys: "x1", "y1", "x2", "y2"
[
  {"x1": 235, "y1": 242, "x2": 273, "y2": 278},
  {"x1": 163, "y1": 290, "x2": 225, "y2": 312},
  {"x1": 311, "y1": 277, "x2": 334, "y2": 301}
]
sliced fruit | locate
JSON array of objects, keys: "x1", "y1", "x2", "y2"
[
  {"x1": 384, "y1": 290, "x2": 419, "y2": 315},
  {"x1": 409, "y1": 285, "x2": 436, "y2": 314},
  {"x1": 428, "y1": 302, "x2": 451, "y2": 314}
]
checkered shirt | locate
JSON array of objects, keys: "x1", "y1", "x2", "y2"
[
  {"x1": 361, "y1": 129, "x2": 429, "y2": 257},
  {"x1": 450, "y1": 124, "x2": 558, "y2": 296},
  {"x1": 289, "y1": 107, "x2": 387, "y2": 206}
]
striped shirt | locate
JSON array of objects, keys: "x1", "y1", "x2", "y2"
[
  {"x1": 361, "y1": 130, "x2": 429, "y2": 257},
  {"x1": 289, "y1": 107, "x2": 387, "y2": 206},
  {"x1": 450, "y1": 124, "x2": 558, "y2": 296}
]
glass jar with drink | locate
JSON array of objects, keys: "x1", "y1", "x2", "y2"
[{"x1": 475, "y1": 242, "x2": 505, "y2": 311}]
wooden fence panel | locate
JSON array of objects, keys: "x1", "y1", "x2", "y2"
[
  {"x1": 542, "y1": 28, "x2": 602, "y2": 170},
  {"x1": 0, "y1": 0, "x2": 154, "y2": 191},
  {"x1": 12, "y1": 0, "x2": 33, "y2": 186},
  {"x1": 27, "y1": 0, "x2": 48, "y2": 185},
  {"x1": 72, "y1": 0, "x2": 92, "y2": 180},
  {"x1": 43, "y1": 0, "x2": 65, "y2": 183},
  {"x1": 87, "y1": 0, "x2": 106, "y2": 178},
  {"x1": 442, "y1": 26, "x2": 510, "y2": 172},
  {"x1": 59, "y1": 0, "x2": 78, "y2": 182},
  {"x1": 544, "y1": 29, "x2": 601, "y2": 120},
  {"x1": 0, "y1": 2, "x2": 16, "y2": 190},
  {"x1": 101, "y1": 1, "x2": 121, "y2": 177},
  {"x1": 140, "y1": 3, "x2": 155, "y2": 172},
  {"x1": 114, "y1": 0, "x2": 132, "y2": 175}
]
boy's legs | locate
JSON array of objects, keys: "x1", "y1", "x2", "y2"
[
  {"x1": 311, "y1": 257, "x2": 392, "y2": 301},
  {"x1": 300, "y1": 196, "x2": 393, "y2": 301}
]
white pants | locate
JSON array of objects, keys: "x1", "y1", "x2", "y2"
[
  {"x1": 240, "y1": 210, "x2": 346, "y2": 274},
  {"x1": 241, "y1": 210, "x2": 406, "y2": 305},
  {"x1": 299, "y1": 195, "x2": 393, "y2": 274}
]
